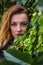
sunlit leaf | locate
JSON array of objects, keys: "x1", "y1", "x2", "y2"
[{"x1": 38, "y1": 15, "x2": 43, "y2": 27}]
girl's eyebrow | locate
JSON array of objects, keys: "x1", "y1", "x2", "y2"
[
  {"x1": 20, "y1": 21, "x2": 28, "y2": 23},
  {"x1": 11, "y1": 21, "x2": 28, "y2": 24}
]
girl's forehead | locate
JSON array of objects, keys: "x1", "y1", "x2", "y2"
[{"x1": 11, "y1": 13, "x2": 28, "y2": 22}]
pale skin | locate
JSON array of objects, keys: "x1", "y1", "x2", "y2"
[{"x1": 10, "y1": 13, "x2": 28, "y2": 39}]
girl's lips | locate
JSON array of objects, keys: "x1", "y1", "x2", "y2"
[{"x1": 16, "y1": 34, "x2": 23, "y2": 36}]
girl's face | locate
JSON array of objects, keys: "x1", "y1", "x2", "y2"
[{"x1": 10, "y1": 13, "x2": 28, "y2": 39}]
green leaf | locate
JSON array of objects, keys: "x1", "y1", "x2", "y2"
[
  {"x1": 21, "y1": 0, "x2": 27, "y2": 5},
  {"x1": 38, "y1": 15, "x2": 43, "y2": 27},
  {"x1": 15, "y1": 0, "x2": 22, "y2": 5},
  {"x1": 3, "y1": 50, "x2": 28, "y2": 65},
  {"x1": 0, "y1": 58, "x2": 19, "y2": 65},
  {"x1": 9, "y1": 0, "x2": 15, "y2": 2},
  {"x1": 4, "y1": 48, "x2": 33, "y2": 64},
  {"x1": 36, "y1": 52, "x2": 43, "y2": 64},
  {"x1": 40, "y1": 27, "x2": 43, "y2": 33}
]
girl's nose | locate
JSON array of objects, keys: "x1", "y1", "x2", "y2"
[{"x1": 16, "y1": 24, "x2": 21, "y2": 32}]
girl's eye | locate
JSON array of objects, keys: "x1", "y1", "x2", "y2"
[
  {"x1": 11, "y1": 23, "x2": 17, "y2": 26},
  {"x1": 11, "y1": 22, "x2": 28, "y2": 27},
  {"x1": 21, "y1": 23, "x2": 28, "y2": 26}
]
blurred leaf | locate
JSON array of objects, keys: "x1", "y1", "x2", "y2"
[
  {"x1": 3, "y1": 50, "x2": 28, "y2": 65},
  {"x1": 9, "y1": 0, "x2": 15, "y2": 2},
  {"x1": 38, "y1": 15, "x2": 43, "y2": 27},
  {"x1": 6, "y1": 48, "x2": 33, "y2": 64},
  {"x1": 0, "y1": 58, "x2": 19, "y2": 65},
  {"x1": 21, "y1": 0, "x2": 27, "y2": 5},
  {"x1": 36, "y1": 52, "x2": 43, "y2": 64},
  {"x1": 15, "y1": 0, "x2": 22, "y2": 5}
]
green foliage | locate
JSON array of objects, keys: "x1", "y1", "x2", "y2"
[
  {"x1": 0, "y1": 13, "x2": 43, "y2": 65},
  {"x1": 0, "y1": 0, "x2": 43, "y2": 65},
  {"x1": 0, "y1": 0, "x2": 38, "y2": 20}
]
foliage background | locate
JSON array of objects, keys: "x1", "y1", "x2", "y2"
[
  {"x1": 0, "y1": 0, "x2": 43, "y2": 20},
  {"x1": 0, "y1": 0, "x2": 43, "y2": 65}
]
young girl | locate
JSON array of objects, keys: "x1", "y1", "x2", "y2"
[{"x1": 0, "y1": 5, "x2": 32, "y2": 60}]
